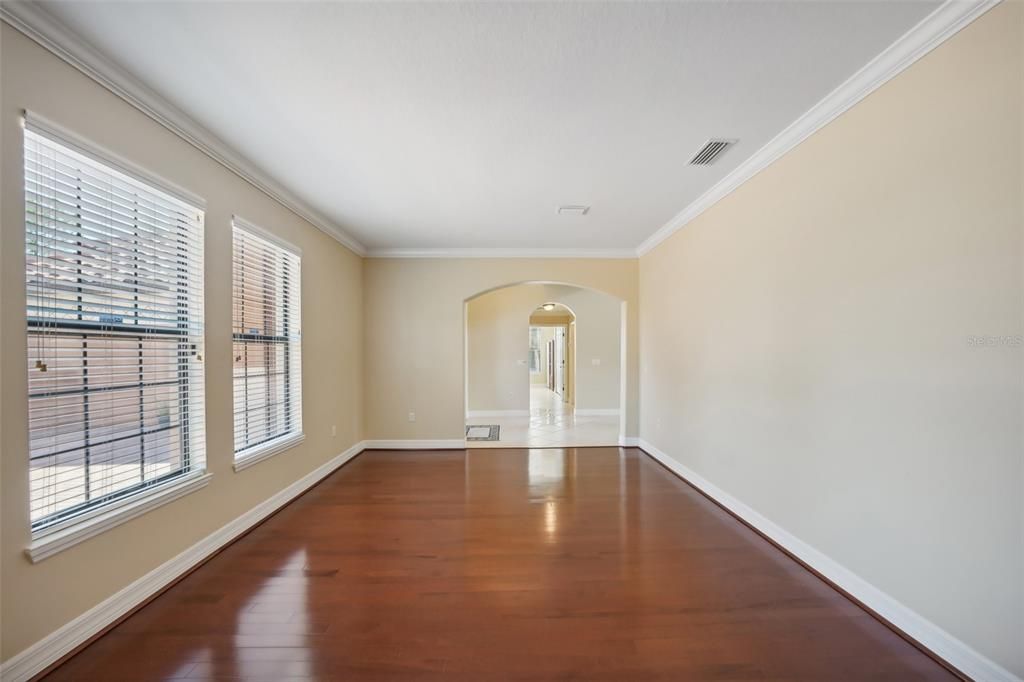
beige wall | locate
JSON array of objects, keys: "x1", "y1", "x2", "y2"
[
  {"x1": 638, "y1": 3, "x2": 1023, "y2": 676},
  {"x1": 0, "y1": 25, "x2": 364, "y2": 662},
  {"x1": 364, "y1": 259, "x2": 638, "y2": 440},
  {"x1": 528, "y1": 311, "x2": 573, "y2": 325},
  {"x1": 467, "y1": 284, "x2": 621, "y2": 413}
]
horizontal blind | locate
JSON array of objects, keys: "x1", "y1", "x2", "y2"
[
  {"x1": 25, "y1": 127, "x2": 206, "y2": 532},
  {"x1": 232, "y1": 222, "x2": 302, "y2": 457}
]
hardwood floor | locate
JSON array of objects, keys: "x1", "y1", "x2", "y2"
[{"x1": 44, "y1": 448, "x2": 957, "y2": 681}]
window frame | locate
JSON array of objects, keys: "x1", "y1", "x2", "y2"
[
  {"x1": 21, "y1": 112, "x2": 210, "y2": 559},
  {"x1": 231, "y1": 216, "x2": 303, "y2": 471},
  {"x1": 529, "y1": 327, "x2": 543, "y2": 374}
]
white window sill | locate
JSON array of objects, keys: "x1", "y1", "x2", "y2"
[
  {"x1": 233, "y1": 432, "x2": 304, "y2": 472},
  {"x1": 26, "y1": 472, "x2": 212, "y2": 563}
]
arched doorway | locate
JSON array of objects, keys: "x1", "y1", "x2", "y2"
[
  {"x1": 464, "y1": 282, "x2": 623, "y2": 447},
  {"x1": 528, "y1": 302, "x2": 575, "y2": 418}
]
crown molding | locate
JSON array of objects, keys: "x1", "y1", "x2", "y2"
[
  {"x1": 0, "y1": 1, "x2": 367, "y2": 257},
  {"x1": 366, "y1": 247, "x2": 639, "y2": 259},
  {"x1": 636, "y1": 0, "x2": 1000, "y2": 257},
  {"x1": 1, "y1": 0, "x2": 997, "y2": 260}
]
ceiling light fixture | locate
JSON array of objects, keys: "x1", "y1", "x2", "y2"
[
  {"x1": 557, "y1": 205, "x2": 589, "y2": 216},
  {"x1": 541, "y1": 303, "x2": 556, "y2": 311}
]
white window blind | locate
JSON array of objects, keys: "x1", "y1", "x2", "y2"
[
  {"x1": 232, "y1": 221, "x2": 302, "y2": 459},
  {"x1": 24, "y1": 126, "x2": 206, "y2": 533}
]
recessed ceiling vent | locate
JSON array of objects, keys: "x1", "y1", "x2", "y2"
[
  {"x1": 558, "y1": 205, "x2": 590, "y2": 216},
  {"x1": 688, "y1": 138, "x2": 736, "y2": 166}
]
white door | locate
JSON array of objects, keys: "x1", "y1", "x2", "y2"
[{"x1": 552, "y1": 327, "x2": 566, "y2": 398}]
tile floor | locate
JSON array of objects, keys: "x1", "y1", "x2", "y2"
[{"x1": 466, "y1": 386, "x2": 620, "y2": 448}]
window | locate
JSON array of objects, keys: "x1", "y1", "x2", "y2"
[
  {"x1": 232, "y1": 220, "x2": 302, "y2": 462},
  {"x1": 25, "y1": 124, "x2": 206, "y2": 534},
  {"x1": 529, "y1": 327, "x2": 542, "y2": 373}
]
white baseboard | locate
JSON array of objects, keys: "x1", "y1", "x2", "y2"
[
  {"x1": 618, "y1": 437, "x2": 639, "y2": 447},
  {"x1": 0, "y1": 440, "x2": 367, "y2": 682},
  {"x1": 637, "y1": 439, "x2": 1021, "y2": 682},
  {"x1": 466, "y1": 410, "x2": 529, "y2": 418},
  {"x1": 575, "y1": 408, "x2": 620, "y2": 416},
  {"x1": 9, "y1": 437, "x2": 1013, "y2": 682},
  {"x1": 362, "y1": 439, "x2": 466, "y2": 450}
]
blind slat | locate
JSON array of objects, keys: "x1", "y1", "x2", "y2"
[
  {"x1": 232, "y1": 223, "x2": 302, "y2": 457},
  {"x1": 25, "y1": 128, "x2": 207, "y2": 532}
]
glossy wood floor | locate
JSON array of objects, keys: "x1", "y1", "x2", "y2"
[{"x1": 45, "y1": 448, "x2": 956, "y2": 681}]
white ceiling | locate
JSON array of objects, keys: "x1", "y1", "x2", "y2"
[{"x1": 38, "y1": 1, "x2": 940, "y2": 253}]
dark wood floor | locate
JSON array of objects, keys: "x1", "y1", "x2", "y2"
[{"x1": 44, "y1": 448, "x2": 956, "y2": 681}]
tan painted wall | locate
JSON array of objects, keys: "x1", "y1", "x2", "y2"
[
  {"x1": 638, "y1": 3, "x2": 1023, "y2": 676},
  {"x1": 0, "y1": 25, "x2": 364, "y2": 662},
  {"x1": 467, "y1": 284, "x2": 620, "y2": 413},
  {"x1": 528, "y1": 312, "x2": 573, "y2": 325},
  {"x1": 364, "y1": 258, "x2": 638, "y2": 440}
]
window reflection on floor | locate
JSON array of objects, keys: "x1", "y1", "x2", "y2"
[{"x1": 228, "y1": 549, "x2": 311, "y2": 680}]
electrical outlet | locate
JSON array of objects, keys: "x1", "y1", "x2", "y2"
[
  {"x1": 331, "y1": 425, "x2": 337, "y2": 437},
  {"x1": 591, "y1": 358, "x2": 601, "y2": 366},
  {"x1": 408, "y1": 412, "x2": 416, "y2": 423}
]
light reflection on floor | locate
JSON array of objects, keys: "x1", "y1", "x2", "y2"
[{"x1": 467, "y1": 386, "x2": 620, "y2": 448}]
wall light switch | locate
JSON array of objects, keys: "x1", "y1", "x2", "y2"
[
  {"x1": 408, "y1": 412, "x2": 416, "y2": 423},
  {"x1": 591, "y1": 358, "x2": 601, "y2": 366},
  {"x1": 331, "y1": 425, "x2": 337, "y2": 437}
]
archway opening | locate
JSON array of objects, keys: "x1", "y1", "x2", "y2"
[
  {"x1": 464, "y1": 282, "x2": 623, "y2": 447},
  {"x1": 528, "y1": 302, "x2": 576, "y2": 418}
]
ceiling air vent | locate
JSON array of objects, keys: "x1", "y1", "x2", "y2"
[{"x1": 688, "y1": 138, "x2": 736, "y2": 166}]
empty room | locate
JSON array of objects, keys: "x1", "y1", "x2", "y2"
[{"x1": 0, "y1": 1, "x2": 1020, "y2": 681}]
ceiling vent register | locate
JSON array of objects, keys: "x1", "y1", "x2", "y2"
[{"x1": 688, "y1": 138, "x2": 737, "y2": 166}]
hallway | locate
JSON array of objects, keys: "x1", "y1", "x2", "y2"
[
  {"x1": 466, "y1": 386, "x2": 620, "y2": 448},
  {"x1": 531, "y1": 384, "x2": 569, "y2": 414},
  {"x1": 43, "y1": 447, "x2": 955, "y2": 681}
]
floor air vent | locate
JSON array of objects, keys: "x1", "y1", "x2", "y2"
[{"x1": 688, "y1": 138, "x2": 736, "y2": 166}]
